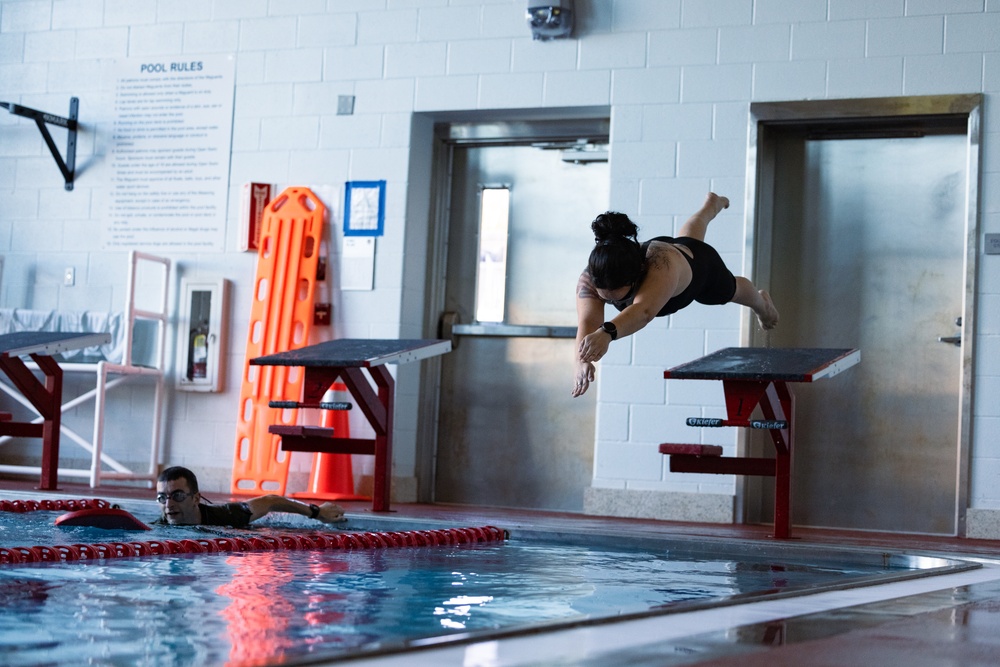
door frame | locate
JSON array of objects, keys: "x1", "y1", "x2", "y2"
[
  {"x1": 413, "y1": 109, "x2": 611, "y2": 503},
  {"x1": 743, "y1": 94, "x2": 983, "y2": 535}
]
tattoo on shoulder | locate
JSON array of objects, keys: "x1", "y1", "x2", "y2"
[
  {"x1": 577, "y1": 272, "x2": 600, "y2": 300},
  {"x1": 646, "y1": 244, "x2": 671, "y2": 271}
]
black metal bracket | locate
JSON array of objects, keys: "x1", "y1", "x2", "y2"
[{"x1": 0, "y1": 97, "x2": 78, "y2": 190}]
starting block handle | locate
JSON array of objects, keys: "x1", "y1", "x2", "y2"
[
  {"x1": 269, "y1": 400, "x2": 353, "y2": 411},
  {"x1": 687, "y1": 417, "x2": 787, "y2": 430},
  {"x1": 687, "y1": 417, "x2": 724, "y2": 427},
  {"x1": 750, "y1": 419, "x2": 787, "y2": 430}
]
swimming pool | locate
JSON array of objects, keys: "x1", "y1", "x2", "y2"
[{"x1": 0, "y1": 494, "x2": 977, "y2": 666}]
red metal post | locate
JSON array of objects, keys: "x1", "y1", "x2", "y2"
[
  {"x1": 760, "y1": 381, "x2": 794, "y2": 538},
  {"x1": 0, "y1": 354, "x2": 64, "y2": 490},
  {"x1": 369, "y1": 365, "x2": 394, "y2": 512},
  {"x1": 36, "y1": 355, "x2": 63, "y2": 490}
]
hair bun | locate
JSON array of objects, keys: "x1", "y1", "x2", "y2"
[
  {"x1": 591, "y1": 211, "x2": 639, "y2": 243},
  {"x1": 587, "y1": 212, "x2": 644, "y2": 289}
]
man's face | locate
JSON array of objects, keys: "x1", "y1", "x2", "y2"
[{"x1": 156, "y1": 478, "x2": 201, "y2": 525}]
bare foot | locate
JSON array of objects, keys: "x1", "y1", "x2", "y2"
[
  {"x1": 755, "y1": 290, "x2": 779, "y2": 330},
  {"x1": 706, "y1": 192, "x2": 729, "y2": 216}
]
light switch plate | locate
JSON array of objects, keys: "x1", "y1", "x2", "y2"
[
  {"x1": 986, "y1": 233, "x2": 1000, "y2": 255},
  {"x1": 337, "y1": 95, "x2": 355, "y2": 115}
]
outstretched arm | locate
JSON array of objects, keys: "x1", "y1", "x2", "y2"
[
  {"x1": 244, "y1": 495, "x2": 347, "y2": 524},
  {"x1": 573, "y1": 272, "x2": 605, "y2": 397}
]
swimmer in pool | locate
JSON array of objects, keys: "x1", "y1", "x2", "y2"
[
  {"x1": 572, "y1": 193, "x2": 779, "y2": 398},
  {"x1": 154, "y1": 466, "x2": 347, "y2": 528}
]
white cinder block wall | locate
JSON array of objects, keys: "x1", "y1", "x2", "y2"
[{"x1": 0, "y1": 1, "x2": 998, "y2": 533}]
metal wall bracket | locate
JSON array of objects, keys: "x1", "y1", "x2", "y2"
[{"x1": 1, "y1": 97, "x2": 78, "y2": 190}]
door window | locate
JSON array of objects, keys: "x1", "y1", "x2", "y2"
[{"x1": 474, "y1": 186, "x2": 510, "y2": 323}]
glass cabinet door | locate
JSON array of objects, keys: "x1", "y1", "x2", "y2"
[{"x1": 177, "y1": 278, "x2": 228, "y2": 392}]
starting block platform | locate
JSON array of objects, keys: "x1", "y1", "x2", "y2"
[{"x1": 661, "y1": 347, "x2": 860, "y2": 539}]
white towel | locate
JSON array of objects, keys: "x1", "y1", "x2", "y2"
[
  {"x1": 0, "y1": 308, "x2": 127, "y2": 364},
  {"x1": 0, "y1": 308, "x2": 54, "y2": 333}
]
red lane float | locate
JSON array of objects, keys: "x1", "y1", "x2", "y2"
[
  {"x1": 54, "y1": 508, "x2": 151, "y2": 531},
  {"x1": 0, "y1": 525, "x2": 508, "y2": 566}
]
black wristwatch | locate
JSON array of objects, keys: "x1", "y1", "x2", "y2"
[
  {"x1": 309, "y1": 503, "x2": 321, "y2": 519},
  {"x1": 601, "y1": 321, "x2": 618, "y2": 340}
]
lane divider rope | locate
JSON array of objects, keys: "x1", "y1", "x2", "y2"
[
  {"x1": 0, "y1": 524, "x2": 508, "y2": 565},
  {"x1": 0, "y1": 498, "x2": 112, "y2": 512}
]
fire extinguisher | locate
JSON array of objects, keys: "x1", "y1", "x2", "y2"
[{"x1": 189, "y1": 322, "x2": 208, "y2": 379}]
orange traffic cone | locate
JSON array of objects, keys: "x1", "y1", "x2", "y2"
[{"x1": 292, "y1": 383, "x2": 369, "y2": 502}]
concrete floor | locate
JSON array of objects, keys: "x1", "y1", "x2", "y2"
[{"x1": 4, "y1": 478, "x2": 1000, "y2": 666}]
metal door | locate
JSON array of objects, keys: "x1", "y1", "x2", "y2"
[
  {"x1": 435, "y1": 142, "x2": 608, "y2": 511},
  {"x1": 757, "y1": 130, "x2": 966, "y2": 534}
]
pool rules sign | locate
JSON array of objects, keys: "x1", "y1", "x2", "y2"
[{"x1": 103, "y1": 55, "x2": 235, "y2": 251}]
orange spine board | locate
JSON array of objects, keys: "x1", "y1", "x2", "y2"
[{"x1": 231, "y1": 188, "x2": 324, "y2": 496}]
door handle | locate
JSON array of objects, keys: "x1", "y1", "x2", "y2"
[
  {"x1": 439, "y1": 311, "x2": 461, "y2": 349},
  {"x1": 450, "y1": 323, "x2": 577, "y2": 338},
  {"x1": 438, "y1": 311, "x2": 577, "y2": 349},
  {"x1": 938, "y1": 315, "x2": 962, "y2": 346}
]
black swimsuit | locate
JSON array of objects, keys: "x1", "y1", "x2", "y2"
[
  {"x1": 609, "y1": 236, "x2": 737, "y2": 316},
  {"x1": 153, "y1": 502, "x2": 254, "y2": 528}
]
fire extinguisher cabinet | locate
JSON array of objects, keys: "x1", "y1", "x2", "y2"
[{"x1": 176, "y1": 278, "x2": 228, "y2": 392}]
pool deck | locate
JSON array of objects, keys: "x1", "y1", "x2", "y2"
[{"x1": 4, "y1": 478, "x2": 1000, "y2": 666}]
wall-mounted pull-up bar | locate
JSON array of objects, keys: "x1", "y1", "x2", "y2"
[{"x1": 0, "y1": 97, "x2": 78, "y2": 191}]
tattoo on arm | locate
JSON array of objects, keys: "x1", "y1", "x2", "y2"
[{"x1": 577, "y1": 271, "x2": 600, "y2": 300}]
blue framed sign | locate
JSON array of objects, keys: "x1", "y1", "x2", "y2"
[{"x1": 343, "y1": 180, "x2": 386, "y2": 237}]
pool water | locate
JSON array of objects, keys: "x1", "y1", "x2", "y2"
[
  {"x1": 0, "y1": 540, "x2": 901, "y2": 667},
  {"x1": 0, "y1": 503, "x2": 969, "y2": 667}
]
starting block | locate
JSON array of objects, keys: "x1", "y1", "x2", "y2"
[
  {"x1": 662, "y1": 347, "x2": 860, "y2": 538},
  {"x1": 253, "y1": 338, "x2": 452, "y2": 512}
]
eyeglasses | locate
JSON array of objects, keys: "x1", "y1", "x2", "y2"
[
  {"x1": 156, "y1": 490, "x2": 197, "y2": 504},
  {"x1": 605, "y1": 281, "x2": 638, "y2": 307}
]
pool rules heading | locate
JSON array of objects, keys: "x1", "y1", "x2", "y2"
[{"x1": 104, "y1": 55, "x2": 236, "y2": 252}]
